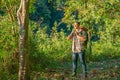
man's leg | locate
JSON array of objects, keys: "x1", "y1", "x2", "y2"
[
  {"x1": 72, "y1": 53, "x2": 78, "y2": 76},
  {"x1": 78, "y1": 52, "x2": 87, "y2": 76}
]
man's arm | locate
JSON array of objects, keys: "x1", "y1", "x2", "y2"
[
  {"x1": 67, "y1": 30, "x2": 74, "y2": 40},
  {"x1": 76, "y1": 31, "x2": 87, "y2": 42}
]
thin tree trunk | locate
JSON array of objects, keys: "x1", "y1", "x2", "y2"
[
  {"x1": 84, "y1": 0, "x2": 92, "y2": 59},
  {"x1": 88, "y1": 30, "x2": 92, "y2": 58},
  {"x1": 17, "y1": 0, "x2": 30, "y2": 80}
]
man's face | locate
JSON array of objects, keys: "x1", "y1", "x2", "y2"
[{"x1": 74, "y1": 22, "x2": 79, "y2": 29}]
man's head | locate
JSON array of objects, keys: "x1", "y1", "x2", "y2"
[{"x1": 74, "y1": 22, "x2": 79, "y2": 29}]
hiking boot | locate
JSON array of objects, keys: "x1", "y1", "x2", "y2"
[
  {"x1": 84, "y1": 72, "x2": 88, "y2": 78},
  {"x1": 85, "y1": 73, "x2": 87, "y2": 77}
]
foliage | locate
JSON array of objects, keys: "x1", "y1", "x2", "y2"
[
  {"x1": 29, "y1": 23, "x2": 71, "y2": 71},
  {"x1": 0, "y1": 0, "x2": 120, "y2": 79},
  {"x1": 0, "y1": 16, "x2": 18, "y2": 80},
  {"x1": 30, "y1": 0, "x2": 65, "y2": 29},
  {"x1": 63, "y1": 0, "x2": 120, "y2": 58}
]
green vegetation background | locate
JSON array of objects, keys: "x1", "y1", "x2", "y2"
[{"x1": 0, "y1": 0, "x2": 120, "y2": 79}]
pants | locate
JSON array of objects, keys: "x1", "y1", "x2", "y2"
[{"x1": 72, "y1": 51, "x2": 87, "y2": 74}]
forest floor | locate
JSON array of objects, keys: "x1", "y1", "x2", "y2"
[{"x1": 33, "y1": 59, "x2": 120, "y2": 80}]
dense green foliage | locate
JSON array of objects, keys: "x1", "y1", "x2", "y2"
[{"x1": 0, "y1": 0, "x2": 120, "y2": 79}]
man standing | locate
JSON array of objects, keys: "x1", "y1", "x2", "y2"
[{"x1": 67, "y1": 22, "x2": 87, "y2": 77}]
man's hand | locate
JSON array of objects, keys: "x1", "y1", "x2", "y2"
[
  {"x1": 79, "y1": 36, "x2": 86, "y2": 42},
  {"x1": 67, "y1": 32, "x2": 74, "y2": 40},
  {"x1": 66, "y1": 37, "x2": 70, "y2": 40},
  {"x1": 76, "y1": 32, "x2": 86, "y2": 42}
]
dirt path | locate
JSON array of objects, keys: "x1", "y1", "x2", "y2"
[{"x1": 33, "y1": 59, "x2": 120, "y2": 80}]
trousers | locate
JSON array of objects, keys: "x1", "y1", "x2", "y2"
[{"x1": 72, "y1": 51, "x2": 87, "y2": 74}]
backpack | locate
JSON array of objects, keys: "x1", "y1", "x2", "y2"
[{"x1": 80, "y1": 26, "x2": 88, "y2": 45}]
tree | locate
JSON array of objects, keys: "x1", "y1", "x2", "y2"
[
  {"x1": 62, "y1": 0, "x2": 120, "y2": 59},
  {"x1": 17, "y1": 0, "x2": 30, "y2": 80}
]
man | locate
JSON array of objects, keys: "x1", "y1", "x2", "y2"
[{"x1": 67, "y1": 22, "x2": 87, "y2": 77}]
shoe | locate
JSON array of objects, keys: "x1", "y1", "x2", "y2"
[
  {"x1": 85, "y1": 74, "x2": 87, "y2": 77},
  {"x1": 72, "y1": 72, "x2": 76, "y2": 76},
  {"x1": 85, "y1": 72, "x2": 88, "y2": 78}
]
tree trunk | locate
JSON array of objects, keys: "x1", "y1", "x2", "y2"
[
  {"x1": 88, "y1": 30, "x2": 92, "y2": 59},
  {"x1": 17, "y1": 0, "x2": 30, "y2": 80}
]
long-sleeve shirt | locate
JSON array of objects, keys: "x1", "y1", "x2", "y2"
[{"x1": 68, "y1": 29, "x2": 87, "y2": 53}]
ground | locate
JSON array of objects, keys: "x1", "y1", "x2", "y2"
[{"x1": 32, "y1": 59, "x2": 120, "y2": 80}]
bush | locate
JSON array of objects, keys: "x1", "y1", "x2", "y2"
[{"x1": 29, "y1": 23, "x2": 72, "y2": 71}]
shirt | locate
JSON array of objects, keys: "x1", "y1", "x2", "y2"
[{"x1": 69, "y1": 29, "x2": 87, "y2": 53}]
